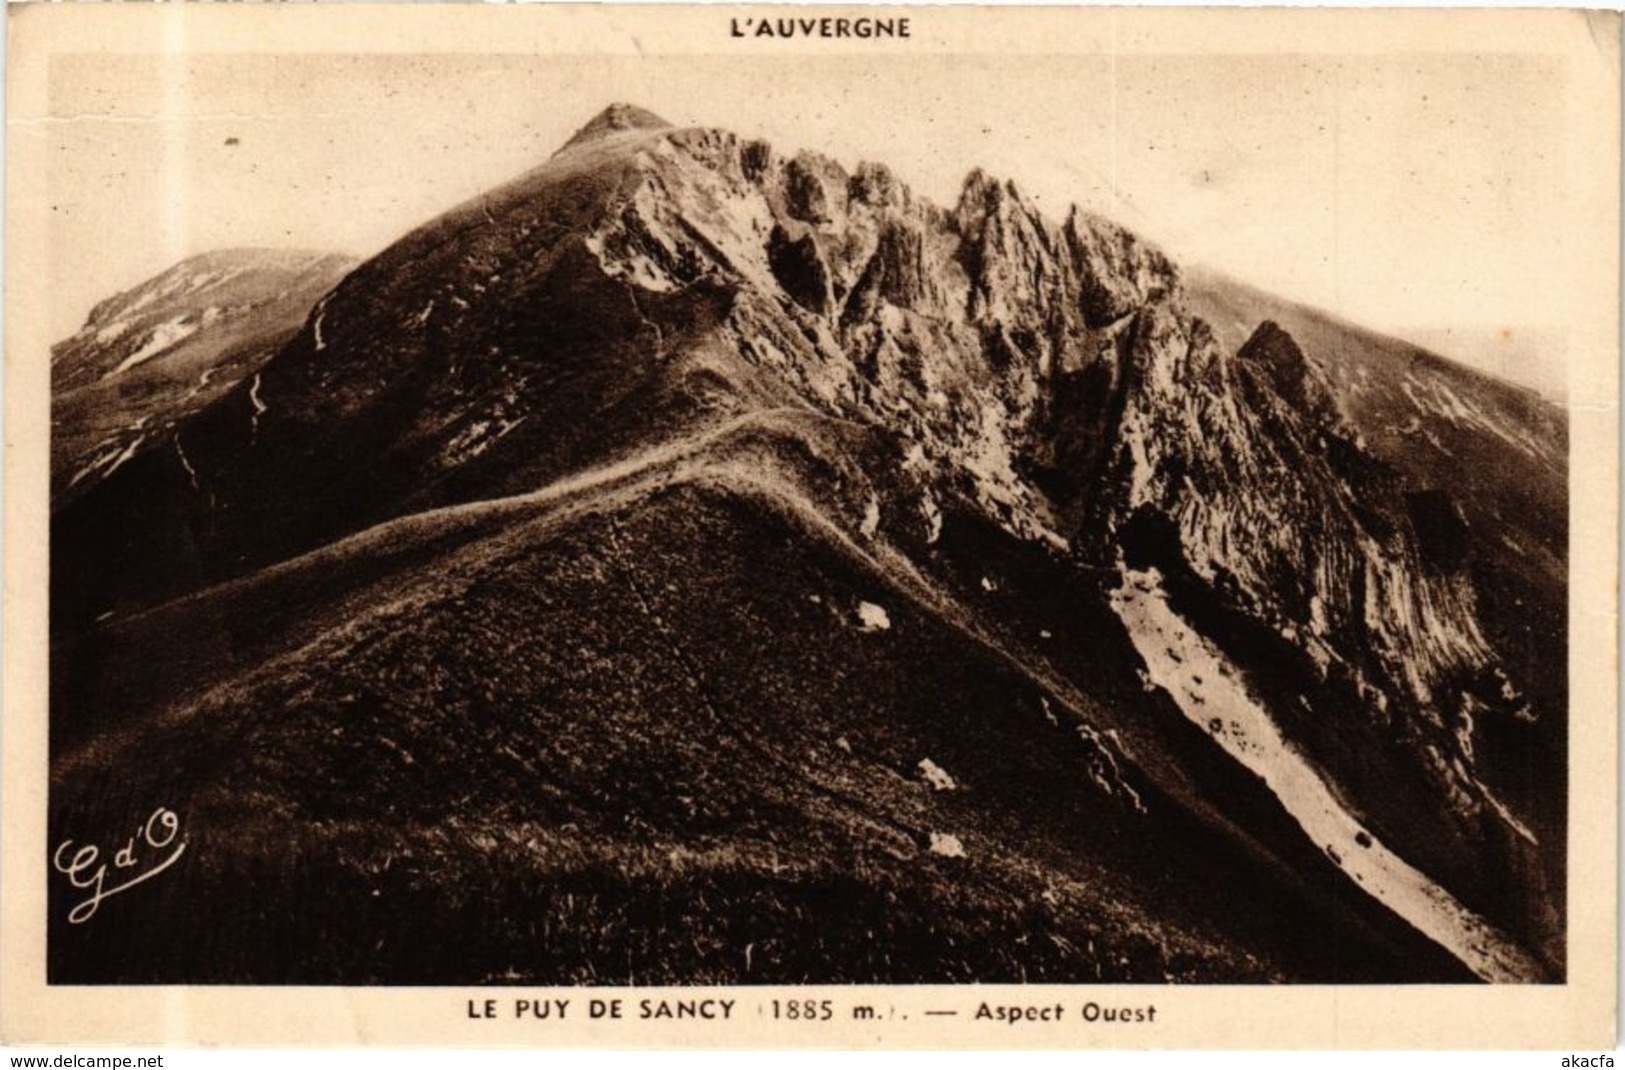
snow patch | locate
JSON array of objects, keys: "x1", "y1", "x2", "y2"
[
  {"x1": 927, "y1": 832, "x2": 965, "y2": 858},
  {"x1": 312, "y1": 296, "x2": 330, "y2": 351},
  {"x1": 111, "y1": 317, "x2": 199, "y2": 376},
  {"x1": 249, "y1": 373, "x2": 269, "y2": 436},
  {"x1": 444, "y1": 415, "x2": 529, "y2": 464},
  {"x1": 857, "y1": 601, "x2": 891, "y2": 632},
  {"x1": 181, "y1": 367, "x2": 218, "y2": 402},
  {"x1": 175, "y1": 437, "x2": 201, "y2": 491},
  {"x1": 101, "y1": 435, "x2": 144, "y2": 481},
  {"x1": 94, "y1": 320, "x2": 132, "y2": 346},
  {"x1": 1476, "y1": 781, "x2": 1539, "y2": 846}
]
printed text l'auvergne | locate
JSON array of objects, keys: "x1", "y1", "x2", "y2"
[{"x1": 730, "y1": 16, "x2": 911, "y2": 39}]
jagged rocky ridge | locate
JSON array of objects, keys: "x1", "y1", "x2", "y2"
[
  {"x1": 49, "y1": 104, "x2": 1565, "y2": 983},
  {"x1": 571, "y1": 114, "x2": 1560, "y2": 954}
]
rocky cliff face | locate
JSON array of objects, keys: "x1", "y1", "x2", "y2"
[
  {"x1": 561, "y1": 115, "x2": 1553, "y2": 934},
  {"x1": 48, "y1": 104, "x2": 1566, "y2": 983}
]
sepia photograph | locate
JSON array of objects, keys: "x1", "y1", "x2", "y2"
[{"x1": 3, "y1": 3, "x2": 1618, "y2": 1049}]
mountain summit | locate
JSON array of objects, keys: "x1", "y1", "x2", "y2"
[
  {"x1": 560, "y1": 102, "x2": 674, "y2": 151},
  {"x1": 49, "y1": 104, "x2": 1566, "y2": 986}
]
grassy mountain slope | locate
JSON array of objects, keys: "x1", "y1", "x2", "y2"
[{"x1": 51, "y1": 415, "x2": 1470, "y2": 983}]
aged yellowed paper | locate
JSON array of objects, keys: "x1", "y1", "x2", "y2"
[{"x1": 3, "y1": 3, "x2": 1618, "y2": 1049}]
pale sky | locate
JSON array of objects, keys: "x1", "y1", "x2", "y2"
[{"x1": 44, "y1": 50, "x2": 1570, "y2": 396}]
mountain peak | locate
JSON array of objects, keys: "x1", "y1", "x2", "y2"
[
  {"x1": 560, "y1": 103, "x2": 673, "y2": 151},
  {"x1": 49, "y1": 100, "x2": 1568, "y2": 989},
  {"x1": 1237, "y1": 319, "x2": 1339, "y2": 421}
]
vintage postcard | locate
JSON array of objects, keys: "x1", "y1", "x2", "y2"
[{"x1": 2, "y1": 3, "x2": 1618, "y2": 1050}]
